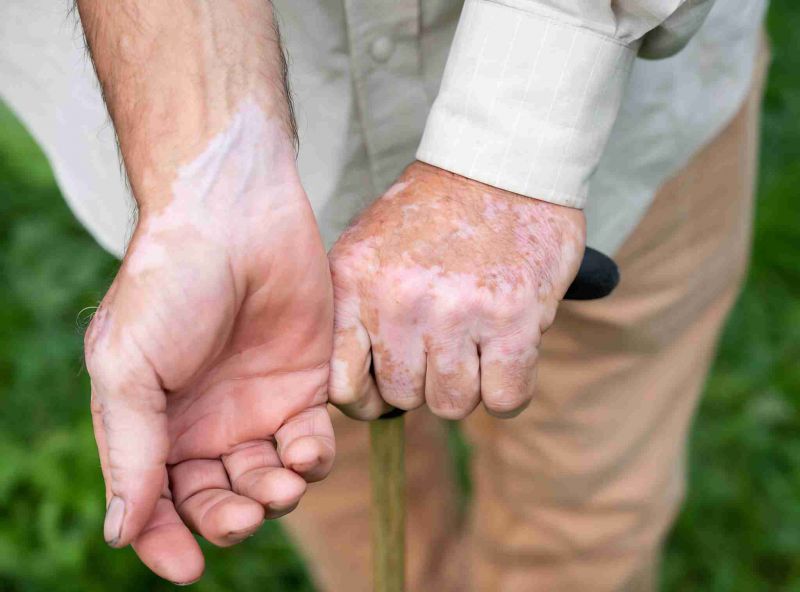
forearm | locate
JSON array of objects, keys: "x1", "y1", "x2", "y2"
[{"x1": 76, "y1": 0, "x2": 296, "y2": 210}]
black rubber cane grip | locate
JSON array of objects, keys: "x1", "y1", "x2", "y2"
[{"x1": 563, "y1": 246, "x2": 620, "y2": 301}]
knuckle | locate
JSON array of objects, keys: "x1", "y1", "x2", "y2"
[
  {"x1": 483, "y1": 391, "x2": 531, "y2": 418},
  {"x1": 327, "y1": 376, "x2": 359, "y2": 405},
  {"x1": 387, "y1": 282, "x2": 421, "y2": 311},
  {"x1": 481, "y1": 299, "x2": 525, "y2": 327},
  {"x1": 332, "y1": 324, "x2": 369, "y2": 357},
  {"x1": 483, "y1": 374, "x2": 535, "y2": 418},
  {"x1": 328, "y1": 358, "x2": 368, "y2": 406},
  {"x1": 427, "y1": 398, "x2": 473, "y2": 420},
  {"x1": 376, "y1": 379, "x2": 424, "y2": 410},
  {"x1": 329, "y1": 254, "x2": 361, "y2": 292},
  {"x1": 426, "y1": 382, "x2": 477, "y2": 420},
  {"x1": 330, "y1": 246, "x2": 379, "y2": 290},
  {"x1": 328, "y1": 252, "x2": 347, "y2": 278},
  {"x1": 327, "y1": 237, "x2": 351, "y2": 265},
  {"x1": 383, "y1": 281, "x2": 423, "y2": 316},
  {"x1": 85, "y1": 324, "x2": 163, "y2": 407},
  {"x1": 480, "y1": 356, "x2": 536, "y2": 418},
  {"x1": 375, "y1": 359, "x2": 425, "y2": 411},
  {"x1": 432, "y1": 293, "x2": 469, "y2": 324},
  {"x1": 330, "y1": 333, "x2": 370, "y2": 400},
  {"x1": 338, "y1": 403, "x2": 382, "y2": 422},
  {"x1": 372, "y1": 348, "x2": 425, "y2": 409},
  {"x1": 538, "y1": 305, "x2": 558, "y2": 334}
]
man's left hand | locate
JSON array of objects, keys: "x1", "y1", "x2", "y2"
[{"x1": 328, "y1": 161, "x2": 586, "y2": 420}]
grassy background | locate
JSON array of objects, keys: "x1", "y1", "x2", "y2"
[{"x1": 1, "y1": 2, "x2": 799, "y2": 590}]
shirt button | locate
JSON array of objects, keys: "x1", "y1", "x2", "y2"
[{"x1": 369, "y1": 35, "x2": 395, "y2": 63}]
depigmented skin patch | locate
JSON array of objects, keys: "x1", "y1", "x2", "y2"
[
  {"x1": 125, "y1": 97, "x2": 300, "y2": 281},
  {"x1": 328, "y1": 161, "x2": 585, "y2": 418},
  {"x1": 85, "y1": 95, "x2": 334, "y2": 463}
]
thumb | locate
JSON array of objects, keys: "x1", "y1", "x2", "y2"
[{"x1": 85, "y1": 299, "x2": 169, "y2": 549}]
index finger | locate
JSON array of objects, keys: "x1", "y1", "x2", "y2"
[{"x1": 329, "y1": 317, "x2": 390, "y2": 420}]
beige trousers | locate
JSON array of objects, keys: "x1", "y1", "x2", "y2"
[{"x1": 283, "y1": 49, "x2": 767, "y2": 592}]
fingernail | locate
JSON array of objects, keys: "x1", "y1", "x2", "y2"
[
  {"x1": 175, "y1": 579, "x2": 201, "y2": 587},
  {"x1": 104, "y1": 496, "x2": 125, "y2": 547}
]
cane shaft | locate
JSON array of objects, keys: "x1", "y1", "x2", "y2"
[{"x1": 370, "y1": 415, "x2": 405, "y2": 592}]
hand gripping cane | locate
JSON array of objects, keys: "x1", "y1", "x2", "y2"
[{"x1": 369, "y1": 246, "x2": 620, "y2": 592}]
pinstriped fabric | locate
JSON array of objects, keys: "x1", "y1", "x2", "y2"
[
  {"x1": 417, "y1": 0, "x2": 637, "y2": 208},
  {"x1": 546, "y1": 41, "x2": 604, "y2": 202},
  {"x1": 492, "y1": 21, "x2": 550, "y2": 188},
  {"x1": 0, "y1": 0, "x2": 763, "y2": 258}
]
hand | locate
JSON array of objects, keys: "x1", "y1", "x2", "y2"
[
  {"x1": 77, "y1": 0, "x2": 333, "y2": 584},
  {"x1": 328, "y1": 161, "x2": 585, "y2": 421},
  {"x1": 84, "y1": 154, "x2": 334, "y2": 584}
]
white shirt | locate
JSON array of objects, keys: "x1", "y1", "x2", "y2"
[{"x1": 0, "y1": 0, "x2": 766, "y2": 258}]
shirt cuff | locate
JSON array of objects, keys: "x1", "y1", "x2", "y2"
[{"x1": 416, "y1": 0, "x2": 637, "y2": 209}]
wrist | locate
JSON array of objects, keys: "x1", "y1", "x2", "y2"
[
  {"x1": 130, "y1": 140, "x2": 311, "y2": 268},
  {"x1": 402, "y1": 161, "x2": 586, "y2": 223},
  {"x1": 78, "y1": 0, "x2": 297, "y2": 210},
  {"x1": 131, "y1": 96, "x2": 301, "y2": 217},
  {"x1": 129, "y1": 99, "x2": 298, "y2": 212}
]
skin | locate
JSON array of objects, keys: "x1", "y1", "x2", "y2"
[
  {"x1": 77, "y1": 1, "x2": 333, "y2": 584},
  {"x1": 76, "y1": 0, "x2": 582, "y2": 582},
  {"x1": 329, "y1": 161, "x2": 586, "y2": 421}
]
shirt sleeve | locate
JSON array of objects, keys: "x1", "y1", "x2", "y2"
[{"x1": 415, "y1": 0, "x2": 715, "y2": 208}]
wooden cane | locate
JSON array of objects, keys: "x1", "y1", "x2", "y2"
[
  {"x1": 370, "y1": 411, "x2": 406, "y2": 592},
  {"x1": 369, "y1": 247, "x2": 620, "y2": 592}
]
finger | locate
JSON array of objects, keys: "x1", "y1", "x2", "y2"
[
  {"x1": 479, "y1": 337, "x2": 539, "y2": 418},
  {"x1": 371, "y1": 335, "x2": 426, "y2": 411},
  {"x1": 424, "y1": 336, "x2": 480, "y2": 420},
  {"x1": 88, "y1": 364, "x2": 169, "y2": 549},
  {"x1": 222, "y1": 440, "x2": 307, "y2": 519},
  {"x1": 275, "y1": 403, "x2": 336, "y2": 482},
  {"x1": 132, "y1": 496, "x2": 205, "y2": 585},
  {"x1": 329, "y1": 318, "x2": 389, "y2": 420},
  {"x1": 170, "y1": 459, "x2": 265, "y2": 547},
  {"x1": 167, "y1": 369, "x2": 329, "y2": 463}
]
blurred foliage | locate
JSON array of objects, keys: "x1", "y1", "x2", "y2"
[
  {"x1": 1, "y1": 1, "x2": 799, "y2": 590},
  {"x1": 660, "y1": 1, "x2": 800, "y2": 590}
]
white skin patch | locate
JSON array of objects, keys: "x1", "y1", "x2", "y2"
[
  {"x1": 126, "y1": 98, "x2": 297, "y2": 275},
  {"x1": 381, "y1": 181, "x2": 410, "y2": 200}
]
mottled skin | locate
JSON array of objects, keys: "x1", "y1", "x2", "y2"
[
  {"x1": 83, "y1": 103, "x2": 334, "y2": 584},
  {"x1": 329, "y1": 161, "x2": 585, "y2": 420},
  {"x1": 75, "y1": 0, "x2": 340, "y2": 583}
]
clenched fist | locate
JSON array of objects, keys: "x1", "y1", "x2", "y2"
[{"x1": 328, "y1": 161, "x2": 585, "y2": 420}]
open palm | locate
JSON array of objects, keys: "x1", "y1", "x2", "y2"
[{"x1": 84, "y1": 186, "x2": 334, "y2": 584}]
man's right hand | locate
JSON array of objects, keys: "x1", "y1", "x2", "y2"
[
  {"x1": 84, "y1": 115, "x2": 335, "y2": 583},
  {"x1": 76, "y1": 0, "x2": 334, "y2": 584}
]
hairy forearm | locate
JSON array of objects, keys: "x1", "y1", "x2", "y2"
[{"x1": 77, "y1": 0, "x2": 296, "y2": 210}]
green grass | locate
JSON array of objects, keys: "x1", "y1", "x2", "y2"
[
  {"x1": 659, "y1": 3, "x2": 800, "y2": 590},
  {"x1": 1, "y1": 3, "x2": 799, "y2": 590}
]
